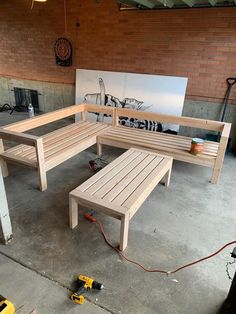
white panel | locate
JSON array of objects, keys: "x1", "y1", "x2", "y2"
[{"x1": 76, "y1": 69, "x2": 188, "y2": 132}]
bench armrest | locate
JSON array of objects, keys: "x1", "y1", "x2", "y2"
[
  {"x1": 0, "y1": 129, "x2": 40, "y2": 146},
  {"x1": 2, "y1": 104, "x2": 86, "y2": 133}
]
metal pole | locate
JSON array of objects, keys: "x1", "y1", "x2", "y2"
[{"x1": 0, "y1": 166, "x2": 13, "y2": 244}]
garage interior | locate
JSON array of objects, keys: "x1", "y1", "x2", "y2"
[{"x1": 0, "y1": 1, "x2": 236, "y2": 313}]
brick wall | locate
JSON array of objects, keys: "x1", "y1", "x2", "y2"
[{"x1": 1, "y1": 0, "x2": 236, "y2": 103}]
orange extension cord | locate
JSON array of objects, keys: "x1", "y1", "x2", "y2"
[{"x1": 84, "y1": 213, "x2": 236, "y2": 275}]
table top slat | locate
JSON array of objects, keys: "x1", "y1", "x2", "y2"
[
  {"x1": 102, "y1": 153, "x2": 156, "y2": 202},
  {"x1": 123, "y1": 158, "x2": 172, "y2": 210},
  {"x1": 78, "y1": 149, "x2": 140, "y2": 193},
  {"x1": 90, "y1": 151, "x2": 145, "y2": 197}
]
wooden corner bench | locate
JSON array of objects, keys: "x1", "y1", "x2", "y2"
[
  {"x1": 0, "y1": 104, "x2": 114, "y2": 191},
  {"x1": 0, "y1": 103, "x2": 231, "y2": 191}
]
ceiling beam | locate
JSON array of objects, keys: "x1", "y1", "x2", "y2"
[
  {"x1": 208, "y1": 0, "x2": 217, "y2": 5},
  {"x1": 181, "y1": 0, "x2": 195, "y2": 7},
  {"x1": 155, "y1": 0, "x2": 174, "y2": 8},
  {"x1": 132, "y1": 0, "x2": 156, "y2": 8}
]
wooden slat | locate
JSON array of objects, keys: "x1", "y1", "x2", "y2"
[
  {"x1": 107, "y1": 126, "x2": 219, "y2": 152},
  {"x1": 123, "y1": 158, "x2": 172, "y2": 218},
  {"x1": 10, "y1": 122, "x2": 90, "y2": 158},
  {"x1": 44, "y1": 124, "x2": 110, "y2": 162},
  {"x1": 116, "y1": 108, "x2": 224, "y2": 131},
  {"x1": 113, "y1": 154, "x2": 164, "y2": 206},
  {"x1": 102, "y1": 153, "x2": 157, "y2": 202},
  {"x1": 97, "y1": 137, "x2": 215, "y2": 167},
  {"x1": 1, "y1": 152, "x2": 37, "y2": 168},
  {"x1": 20, "y1": 122, "x2": 105, "y2": 160},
  {"x1": 94, "y1": 152, "x2": 152, "y2": 199},
  {"x1": 104, "y1": 127, "x2": 218, "y2": 156},
  {"x1": 83, "y1": 150, "x2": 142, "y2": 195},
  {"x1": 78, "y1": 149, "x2": 135, "y2": 192}
]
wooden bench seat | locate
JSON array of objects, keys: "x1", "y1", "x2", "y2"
[
  {"x1": 3, "y1": 121, "x2": 111, "y2": 171},
  {"x1": 97, "y1": 125, "x2": 219, "y2": 167},
  {"x1": 96, "y1": 106, "x2": 231, "y2": 184}
]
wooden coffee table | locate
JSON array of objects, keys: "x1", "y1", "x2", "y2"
[{"x1": 69, "y1": 148, "x2": 173, "y2": 251}]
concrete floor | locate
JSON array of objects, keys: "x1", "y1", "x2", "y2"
[{"x1": 0, "y1": 112, "x2": 236, "y2": 313}]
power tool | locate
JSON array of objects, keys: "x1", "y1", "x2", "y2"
[
  {"x1": 71, "y1": 275, "x2": 104, "y2": 305},
  {"x1": 0, "y1": 295, "x2": 15, "y2": 314}
]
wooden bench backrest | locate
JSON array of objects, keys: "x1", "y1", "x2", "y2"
[
  {"x1": 2, "y1": 103, "x2": 230, "y2": 140},
  {"x1": 114, "y1": 107, "x2": 225, "y2": 132}
]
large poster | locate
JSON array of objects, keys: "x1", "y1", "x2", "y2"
[{"x1": 75, "y1": 69, "x2": 188, "y2": 132}]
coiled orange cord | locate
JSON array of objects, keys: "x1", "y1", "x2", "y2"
[{"x1": 84, "y1": 213, "x2": 236, "y2": 275}]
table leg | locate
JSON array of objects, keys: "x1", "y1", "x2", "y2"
[
  {"x1": 120, "y1": 214, "x2": 129, "y2": 251},
  {"x1": 69, "y1": 196, "x2": 78, "y2": 229}
]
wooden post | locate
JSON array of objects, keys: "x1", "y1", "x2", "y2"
[
  {"x1": 80, "y1": 110, "x2": 86, "y2": 121},
  {"x1": 160, "y1": 160, "x2": 172, "y2": 187},
  {"x1": 97, "y1": 141, "x2": 102, "y2": 156},
  {"x1": 0, "y1": 166, "x2": 13, "y2": 244},
  {"x1": 211, "y1": 136, "x2": 228, "y2": 184},
  {"x1": 69, "y1": 195, "x2": 78, "y2": 229},
  {"x1": 35, "y1": 138, "x2": 47, "y2": 191},
  {"x1": 113, "y1": 109, "x2": 119, "y2": 127},
  {"x1": 120, "y1": 214, "x2": 129, "y2": 251},
  {"x1": 0, "y1": 139, "x2": 9, "y2": 177}
]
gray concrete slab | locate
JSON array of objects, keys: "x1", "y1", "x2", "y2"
[
  {"x1": 0, "y1": 115, "x2": 235, "y2": 313},
  {"x1": 0, "y1": 254, "x2": 109, "y2": 314}
]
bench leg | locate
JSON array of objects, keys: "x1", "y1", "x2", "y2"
[
  {"x1": 38, "y1": 168, "x2": 47, "y2": 192},
  {"x1": 0, "y1": 139, "x2": 9, "y2": 177},
  {"x1": 211, "y1": 165, "x2": 221, "y2": 184},
  {"x1": 120, "y1": 214, "x2": 129, "y2": 252},
  {"x1": 0, "y1": 157, "x2": 9, "y2": 177},
  {"x1": 97, "y1": 142, "x2": 102, "y2": 156},
  {"x1": 161, "y1": 168, "x2": 172, "y2": 187},
  {"x1": 69, "y1": 196, "x2": 78, "y2": 229}
]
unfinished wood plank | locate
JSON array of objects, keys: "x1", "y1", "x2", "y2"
[
  {"x1": 113, "y1": 155, "x2": 165, "y2": 206},
  {"x1": 116, "y1": 108, "x2": 224, "y2": 131},
  {"x1": 84, "y1": 150, "x2": 142, "y2": 195},
  {"x1": 102, "y1": 154, "x2": 156, "y2": 202},
  {"x1": 103, "y1": 128, "x2": 219, "y2": 156},
  {"x1": 1, "y1": 152, "x2": 38, "y2": 168},
  {"x1": 35, "y1": 138, "x2": 47, "y2": 191},
  {"x1": 0, "y1": 139, "x2": 9, "y2": 177},
  {"x1": 124, "y1": 159, "x2": 172, "y2": 219},
  {"x1": 99, "y1": 134, "x2": 215, "y2": 165},
  {"x1": 0, "y1": 129, "x2": 39, "y2": 146},
  {"x1": 120, "y1": 214, "x2": 129, "y2": 251},
  {"x1": 69, "y1": 195, "x2": 79, "y2": 229},
  {"x1": 78, "y1": 149, "x2": 135, "y2": 192},
  {"x1": 211, "y1": 135, "x2": 228, "y2": 184}
]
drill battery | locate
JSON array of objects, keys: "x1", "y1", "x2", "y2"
[{"x1": 0, "y1": 295, "x2": 15, "y2": 314}]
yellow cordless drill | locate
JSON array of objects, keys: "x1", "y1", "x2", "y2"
[
  {"x1": 0, "y1": 295, "x2": 15, "y2": 314},
  {"x1": 71, "y1": 275, "x2": 104, "y2": 305}
]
